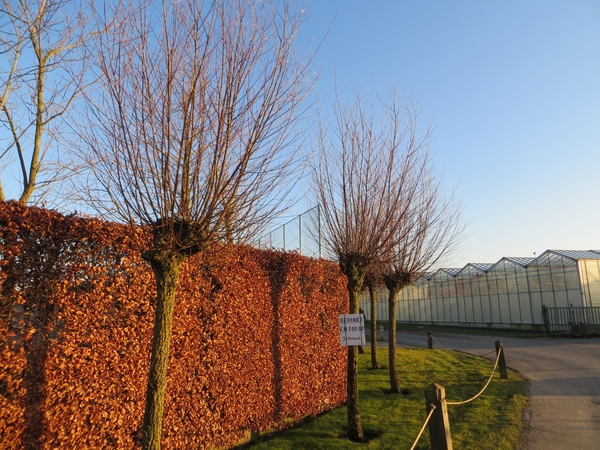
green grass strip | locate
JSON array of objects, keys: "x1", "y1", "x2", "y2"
[{"x1": 245, "y1": 348, "x2": 527, "y2": 449}]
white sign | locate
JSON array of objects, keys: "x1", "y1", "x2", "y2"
[{"x1": 339, "y1": 314, "x2": 366, "y2": 346}]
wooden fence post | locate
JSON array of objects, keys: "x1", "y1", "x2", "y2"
[
  {"x1": 424, "y1": 383, "x2": 452, "y2": 450},
  {"x1": 427, "y1": 331, "x2": 433, "y2": 349},
  {"x1": 495, "y1": 340, "x2": 508, "y2": 379}
]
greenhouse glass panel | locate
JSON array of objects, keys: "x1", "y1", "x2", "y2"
[
  {"x1": 536, "y1": 255, "x2": 554, "y2": 292},
  {"x1": 419, "y1": 298, "x2": 427, "y2": 322},
  {"x1": 519, "y1": 292, "x2": 533, "y2": 324},
  {"x1": 516, "y1": 270, "x2": 529, "y2": 294},
  {"x1": 490, "y1": 294, "x2": 501, "y2": 323},
  {"x1": 472, "y1": 294, "x2": 483, "y2": 322},
  {"x1": 399, "y1": 298, "x2": 408, "y2": 321},
  {"x1": 553, "y1": 290, "x2": 569, "y2": 308},
  {"x1": 470, "y1": 276, "x2": 483, "y2": 322},
  {"x1": 507, "y1": 293, "x2": 522, "y2": 323},
  {"x1": 360, "y1": 299, "x2": 370, "y2": 320},
  {"x1": 541, "y1": 291, "x2": 556, "y2": 308},
  {"x1": 449, "y1": 297, "x2": 459, "y2": 322},
  {"x1": 496, "y1": 271, "x2": 508, "y2": 295},
  {"x1": 498, "y1": 294, "x2": 510, "y2": 323},
  {"x1": 582, "y1": 260, "x2": 600, "y2": 307},
  {"x1": 436, "y1": 281, "x2": 449, "y2": 322},
  {"x1": 377, "y1": 288, "x2": 388, "y2": 322},
  {"x1": 430, "y1": 294, "x2": 439, "y2": 322},
  {"x1": 548, "y1": 254, "x2": 567, "y2": 291},
  {"x1": 565, "y1": 265, "x2": 580, "y2": 290},
  {"x1": 527, "y1": 266, "x2": 541, "y2": 292},
  {"x1": 406, "y1": 298, "x2": 414, "y2": 322},
  {"x1": 413, "y1": 295, "x2": 421, "y2": 321},
  {"x1": 480, "y1": 290, "x2": 492, "y2": 323},
  {"x1": 465, "y1": 294, "x2": 475, "y2": 322},
  {"x1": 441, "y1": 279, "x2": 451, "y2": 299},
  {"x1": 455, "y1": 279, "x2": 464, "y2": 297},
  {"x1": 457, "y1": 295, "x2": 466, "y2": 322},
  {"x1": 448, "y1": 279, "x2": 458, "y2": 321},
  {"x1": 566, "y1": 289, "x2": 584, "y2": 308},
  {"x1": 530, "y1": 292, "x2": 543, "y2": 324},
  {"x1": 473, "y1": 296, "x2": 480, "y2": 323},
  {"x1": 478, "y1": 274, "x2": 489, "y2": 295},
  {"x1": 505, "y1": 264, "x2": 519, "y2": 294},
  {"x1": 441, "y1": 298, "x2": 449, "y2": 323},
  {"x1": 426, "y1": 296, "x2": 434, "y2": 322},
  {"x1": 462, "y1": 279, "x2": 472, "y2": 297},
  {"x1": 488, "y1": 272, "x2": 498, "y2": 295}
]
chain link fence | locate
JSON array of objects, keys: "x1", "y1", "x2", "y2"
[{"x1": 254, "y1": 206, "x2": 323, "y2": 258}]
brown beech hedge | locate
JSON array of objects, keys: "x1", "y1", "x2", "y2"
[{"x1": 0, "y1": 202, "x2": 347, "y2": 449}]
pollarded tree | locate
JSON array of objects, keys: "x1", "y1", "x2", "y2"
[
  {"x1": 0, "y1": 0, "x2": 95, "y2": 204},
  {"x1": 311, "y1": 91, "x2": 435, "y2": 442},
  {"x1": 381, "y1": 140, "x2": 463, "y2": 394},
  {"x1": 79, "y1": 1, "x2": 313, "y2": 448}
]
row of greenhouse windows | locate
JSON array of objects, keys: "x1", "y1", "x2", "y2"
[{"x1": 361, "y1": 252, "x2": 600, "y2": 327}]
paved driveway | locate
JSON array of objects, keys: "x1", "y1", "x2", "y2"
[{"x1": 391, "y1": 330, "x2": 600, "y2": 450}]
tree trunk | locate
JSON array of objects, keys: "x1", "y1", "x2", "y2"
[
  {"x1": 142, "y1": 253, "x2": 184, "y2": 450},
  {"x1": 347, "y1": 284, "x2": 364, "y2": 442},
  {"x1": 368, "y1": 283, "x2": 379, "y2": 369},
  {"x1": 387, "y1": 285, "x2": 400, "y2": 393}
]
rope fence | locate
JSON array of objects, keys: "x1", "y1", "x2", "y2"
[
  {"x1": 408, "y1": 338, "x2": 508, "y2": 450},
  {"x1": 430, "y1": 334, "x2": 450, "y2": 351},
  {"x1": 446, "y1": 349, "x2": 501, "y2": 406},
  {"x1": 409, "y1": 404, "x2": 436, "y2": 450},
  {"x1": 428, "y1": 332, "x2": 502, "y2": 358}
]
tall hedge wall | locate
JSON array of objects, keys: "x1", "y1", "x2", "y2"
[{"x1": 0, "y1": 202, "x2": 347, "y2": 449}]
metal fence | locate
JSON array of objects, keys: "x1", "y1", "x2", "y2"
[
  {"x1": 254, "y1": 206, "x2": 323, "y2": 258},
  {"x1": 541, "y1": 305, "x2": 600, "y2": 335}
]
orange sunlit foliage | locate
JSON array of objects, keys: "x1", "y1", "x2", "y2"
[{"x1": 0, "y1": 202, "x2": 347, "y2": 449}]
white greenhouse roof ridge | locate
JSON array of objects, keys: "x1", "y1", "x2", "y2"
[
  {"x1": 503, "y1": 257, "x2": 535, "y2": 266},
  {"x1": 469, "y1": 263, "x2": 494, "y2": 272},
  {"x1": 428, "y1": 250, "x2": 600, "y2": 280},
  {"x1": 546, "y1": 250, "x2": 600, "y2": 260}
]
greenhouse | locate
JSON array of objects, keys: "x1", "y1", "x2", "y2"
[{"x1": 360, "y1": 250, "x2": 600, "y2": 332}]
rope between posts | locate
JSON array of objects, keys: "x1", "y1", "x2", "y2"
[
  {"x1": 446, "y1": 348, "x2": 502, "y2": 406},
  {"x1": 409, "y1": 404, "x2": 436, "y2": 450},
  {"x1": 475, "y1": 349, "x2": 497, "y2": 358},
  {"x1": 431, "y1": 334, "x2": 450, "y2": 350},
  {"x1": 429, "y1": 334, "x2": 497, "y2": 358}
]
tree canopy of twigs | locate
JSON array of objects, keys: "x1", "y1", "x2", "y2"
[
  {"x1": 311, "y1": 90, "x2": 455, "y2": 441},
  {"x1": 0, "y1": 0, "x2": 95, "y2": 204},
  {"x1": 79, "y1": 1, "x2": 314, "y2": 448},
  {"x1": 381, "y1": 132, "x2": 463, "y2": 394}
]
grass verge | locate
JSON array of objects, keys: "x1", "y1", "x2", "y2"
[{"x1": 243, "y1": 348, "x2": 527, "y2": 449}]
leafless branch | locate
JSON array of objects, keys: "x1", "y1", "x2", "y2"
[
  {"x1": 0, "y1": 0, "x2": 98, "y2": 204},
  {"x1": 76, "y1": 1, "x2": 314, "y2": 448}
]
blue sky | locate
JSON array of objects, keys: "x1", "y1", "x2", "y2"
[{"x1": 294, "y1": 0, "x2": 600, "y2": 267}]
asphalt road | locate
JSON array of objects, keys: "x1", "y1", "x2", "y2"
[{"x1": 386, "y1": 330, "x2": 600, "y2": 450}]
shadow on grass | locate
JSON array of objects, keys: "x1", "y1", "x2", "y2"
[{"x1": 235, "y1": 416, "x2": 383, "y2": 448}]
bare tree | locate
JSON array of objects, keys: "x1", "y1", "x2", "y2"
[
  {"x1": 311, "y1": 91, "x2": 438, "y2": 441},
  {"x1": 381, "y1": 127, "x2": 463, "y2": 394},
  {"x1": 78, "y1": 1, "x2": 312, "y2": 448},
  {"x1": 364, "y1": 267, "x2": 383, "y2": 369},
  {"x1": 0, "y1": 0, "x2": 95, "y2": 204}
]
